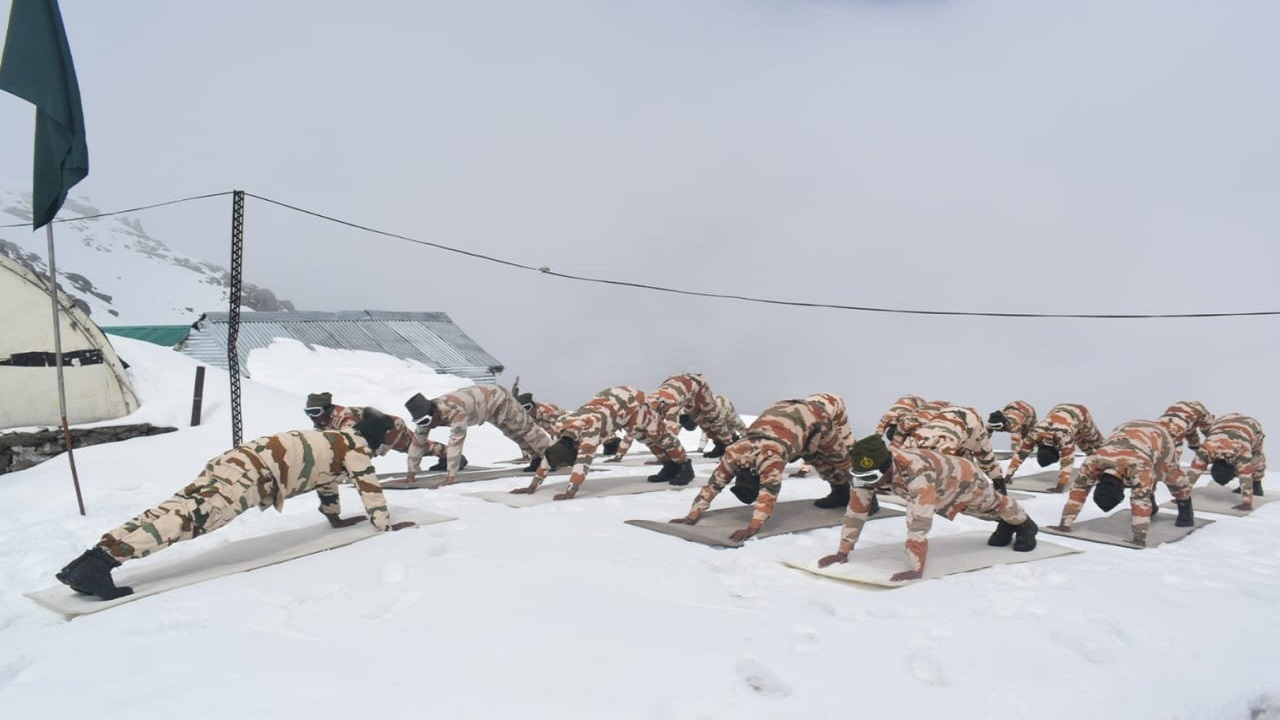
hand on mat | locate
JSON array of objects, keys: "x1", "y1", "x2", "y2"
[
  {"x1": 390, "y1": 521, "x2": 417, "y2": 531},
  {"x1": 553, "y1": 489, "x2": 578, "y2": 501},
  {"x1": 510, "y1": 484, "x2": 538, "y2": 494},
  {"x1": 1047, "y1": 524, "x2": 1072, "y2": 533},
  {"x1": 817, "y1": 552, "x2": 847, "y2": 568},
  {"x1": 891, "y1": 570, "x2": 923, "y2": 582},
  {"x1": 1045, "y1": 486, "x2": 1065, "y2": 494},
  {"x1": 402, "y1": 473, "x2": 416, "y2": 484},
  {"x1": 604, "y1": 457, "x2": 622, "y2": 463},
  {"x1": 729, "y1": 526, "x2": 758, "y2": 542},
  {"x1": 1233, "y1": 503, "x2": 1253, "y2": 512},
  {"x1": 669, "y1": 515, "x2": 698, "y2": 525},
  {"x1": 326, "y1": 515, "x2": 366, "y2": 529},
  {"x1": 438, "y1": 475, "x2": 457, "y2": 487}
]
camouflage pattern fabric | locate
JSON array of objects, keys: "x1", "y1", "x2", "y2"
[
  {"x1": 528, "y1": 400, "x2": 567, "y2": 438},
  {"x1": 97, "y1": 430, "x2": 391, "y2": 561},
  {"x1": 1155, "y1": 400, "x2": 1214, "y2": 453},
  {"x1": 649, "y1": 373, "x2": 736, "y2": 445},
  {"x1": 416, "y1": 385, "x2": 553, "y2": 477},
  {"x1": 837, "y1": 447, "x2": 1028, "y2": 573},
  {"x1": 698, "y1": 394, "x2": 749, "y2": 451},
  {"x1": 314, "y1": 403, "x2": 445, "y2": 474},
  {"x1": 875, "y1": 394, "x2": 925, "y2": 436},
  {"x1": 1007, "y1": 403, "x2": 1105, "y2": 489},
  {"x1": 685, "y1": 393, "x2": 855, "y2": 528},
  {"x1": 527, "y1": 386, "x2": 687, "y2": 492},
  {"x1": 891, "y1": 400, "x2": 951, "y2": 447},
  {"x1": 903, "y1": 405, "x2": 1005, "y2": 481},
  {"x1": 1190, "y1": 413, "x2": 1267, "y2": 505},
  {"x1": 1060, "y1": 420, "x2": 1192, "y2": 545},
  {"x1": 994, "y1": 400, "x2": 1037, "y2": 454}
]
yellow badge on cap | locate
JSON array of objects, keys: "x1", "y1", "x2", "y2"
[{"x1": 859, "y1": 456, "x2": 876, "y2": 469}]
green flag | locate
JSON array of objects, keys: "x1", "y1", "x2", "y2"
[{"x1": 0, "y1": 0, "x2": 88, "y2": 230}]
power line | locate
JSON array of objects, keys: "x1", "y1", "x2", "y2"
[
  {"x1": 8, "y1": 189, "x2": 1278, "y2": 319},
  {"x1": 245, "y1": 192, "x2": 1280, "y2": 320},
  {"x1": 0, "y1": 191, "x2": 234, "y2": 228}
]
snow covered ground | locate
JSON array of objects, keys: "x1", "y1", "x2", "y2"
[{"x1": 1, "y1": 337, "x2": 1277, "y2": 719}]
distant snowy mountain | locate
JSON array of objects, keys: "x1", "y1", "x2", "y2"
[{"x1": 0, "y1": 186, "x2": 294, "y2": 325}]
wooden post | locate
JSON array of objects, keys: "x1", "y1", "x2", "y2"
[{"x1": 190, "y1": 365, "x2": 206, "y2": 426}]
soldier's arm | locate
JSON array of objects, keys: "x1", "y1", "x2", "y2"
[
  {"x1": 731, "y1": 460, "x2": 786, "y2": 541},
  {"x1": 902, "y1": 477, "x2": 936, "y2": 575},
  {"x1": 1054, "y1": 472, "x2": 1095, "y2": 529},
  {"x1": 1007, "y1": 433, "x2": 1037, "y2": 477},
  {"x1": 819, "y1": 488, "x2": 876, "y2": 567},
  {"x1": 675, "y1": 458, "x2": 734, "y2": 522},
  {"x1": 346, "y1": 451, "x2": 392, "y2": 531},
  {"x1": 1056, "y1": 438, "x2": 1078, "y2": 489},
  {"x1": 554, "y1": 440, "x2": 600, "y2": 500}
]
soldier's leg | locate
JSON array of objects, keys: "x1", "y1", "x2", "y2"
[
  {"x1": 98, "y1": 469, "x2": 256, "y2": 561},
  {"x1": 496, "y1": 397, "x2": 553, "y2": 454},
  {"x1": 690, "y1": 385, "x2": 734, "y2": 445},
  {"x1": 810, "y1": 454, "x2": 855, "y2": 510}
]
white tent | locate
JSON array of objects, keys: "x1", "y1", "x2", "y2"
[{"x1": 0, "y1": 254, "x2": 139, "y2": 429}]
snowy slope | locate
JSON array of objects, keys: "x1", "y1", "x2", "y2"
[
  {"x1": 0, "y1": 183, "x2": 291, "y2": 324},
  {"x1": 0, "y1": 337, "x2": 1276, "y2": 719}
]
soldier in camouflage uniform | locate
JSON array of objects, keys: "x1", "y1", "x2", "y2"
[
  {"x1": 1048, "y1": 420, "x2": 1195, "y2": 546},
  {"x1": 405, "y1": 385, "x2": 553, "y2": 486},
  {"x1": 1189, "y1": 413, "x2": 1266, "y2": 510},
  {"x1": 696, "y1": 394, "x2": 750, "y2": 454},
  {"x1": 515, "y1": 392, "x2": 567, "y2": 472},
  {"x1": 818, "y1": 435, "x2": 1037, "y2": 582},
  {"x1": 889, "y1": 400, "x2": 951, "y2": 448},
  {"x1": 305, "y1": 392, "x2": 455, "y2": 481},
  {"x1": 902, "y1": 405, "x2": 1009, "y2": 494},
  {"x1": 1155, "y1": 400, "x2": 1214, "y2": 455},
  {"x1": 876, "y1": 395, "x2": 925, "y2": 440},
  {"x1": 1006, "y1": 403, "x2": 1105, "y2": 492},
  {"x1": 513, "y1": 385, "x2": 693, "y2": 499},
  {"x1": 670, "y1": 394, "x2": 870, "y2": 542},
  {"x1": 986, "y1": 400, "x2": 1037, "y2": 455},
  {"x1": 55, "y1": 423, "x2": 415, "y2": 601},
  {"x1": 649, "y1": 373, "x2": 737, "y2": 459}
]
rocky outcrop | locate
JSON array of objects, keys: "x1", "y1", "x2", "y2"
[{"x1": 0, "y1": 424, "x2": 178, "y2": 475}]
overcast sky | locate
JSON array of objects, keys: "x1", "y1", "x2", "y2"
[{"x1": 2, "y1": 0, "x2": 1278, "y2": 433}]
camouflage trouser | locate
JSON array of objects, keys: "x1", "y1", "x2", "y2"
[
  {"x1": 97, "y1": 460, "x2": 318, "y2": 562},
  {"x1": 807, "y1": 443, "x2": 853, "y2": 489},
  {"x1": 626, "y1": 406, "x2": 688, "y2": 465},
  {"x1": 489, "y1": 395, "x2": 554, "y2": 457}
]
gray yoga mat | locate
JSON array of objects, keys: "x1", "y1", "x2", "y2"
[
  {"x1": 625, "y1": 499, "x2": 905, "y2": 549},
  {"x1": 1040, "y1": 509, "x2": 1214, "y2": 549}
]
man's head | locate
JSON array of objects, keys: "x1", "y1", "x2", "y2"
[
  {"x1": 405, "y1": 393, "x2": 438, "y2": 426},
  {"x1": 305, "y1": 392, "x2": 333, "y2": 426},
  {"x1": 353, "y1": 407, "x2": 395, "y2": 453},
  {"x1": 1036, "y1": 443, "x2": 1061, "y2": 467},
  {"x1": 849, "y1": 434, "x2": 892, "y2": 487},
  {"x1": 1210, "y1": 459, "x2": 1238, "y2": 485},
  {"x1": 678, "y1": 413, "x2": 698, "y2": 432},
  {"x1": 1093, "y1": 473, "x2": 1126, "y2": 511},
  {"x1": 544, "y1": 435, "x2": 579, "y2": 470},
  {"x1": 516, "y1": 393, "x2": 535, "y2": 411},
  {"x1": 986, "y1": 411, "x2": 1008, "y2": 432}
]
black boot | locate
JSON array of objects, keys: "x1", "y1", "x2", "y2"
[
  {"x1": 1175, "y1": 498, "x2": 1195, "y2": 527},
  {"x1": 1254, "y1": 481, "x2": 1265, "y2": 497},
  {"x1": 428, "y1": 457, "x2": 446, "y2": 471},
  {"x1": 56, "y1": 547, "x2": 133, "y2": 600},
  {"x1": 522, "y1": 456, "x2": 541, "y2": 473},
  {"x1": 702, "y1": 440, "x2": 727, "y2": 459},
  {"x1": 987, "y1": 520, "x2": 1016, "y2": 547},
  {"x1": 647, "y1": 460, "x2": 679, "y2": 483},
  {"x1": 814, "y1": 483, "x2": 850, "y2": 509},
  {"x1": 668, "y1": 460, "x2": 695, "y2": 486},
  {"x1": 1012, "y1": 518, "x2": 1038, "y2": 552}
]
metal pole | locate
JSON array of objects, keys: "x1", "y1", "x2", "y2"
[
  {"x1": 46, "y1": 223, "x2": 87, "y2": 516},
  {"x1": 227, "y1": 190, "x2": 244, "y2": 446}
]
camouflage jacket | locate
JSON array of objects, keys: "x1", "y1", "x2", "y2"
[
  {"x1": 875, "y1": 395, "x2": 925, "y2": 435},
  {"x1": 1191, "y1": 413, "x2": 1266, "y2": 480},
  {"x1": 1007, "y1": 403, "x2": 1104, "y2": 477}
]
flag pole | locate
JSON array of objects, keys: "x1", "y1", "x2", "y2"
[{"x1": 45, "y1": 221, "x2": 86, "y2": 515}]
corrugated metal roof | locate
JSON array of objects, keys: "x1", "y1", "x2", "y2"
[{"x1": 179, "y1": 310, "x2": 504, "y2": 383}]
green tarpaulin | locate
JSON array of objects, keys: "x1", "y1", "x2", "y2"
[{"x1": 102, "y1": 325, "x2": 191, "y2": 347}]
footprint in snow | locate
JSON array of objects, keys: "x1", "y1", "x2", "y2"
[
  {"x1": 734, "y1": 658, "x2": 791, "y2": 698},
  {"x1": 906, "y1": 650, "x2": 947, "y2": 687}
]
